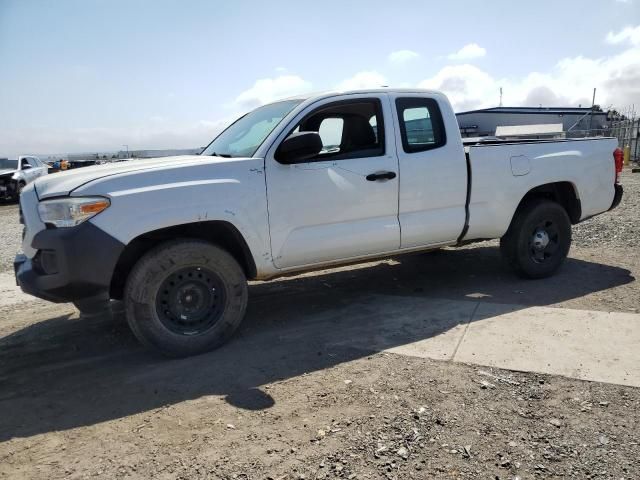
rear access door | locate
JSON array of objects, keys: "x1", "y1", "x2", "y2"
[{"x1": 388, "y1": 92, "x2": 468, "y2": 248}]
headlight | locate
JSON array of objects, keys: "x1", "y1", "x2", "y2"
[{"x1": 38, "y1": 197, "x2": 110, "y2": 227}]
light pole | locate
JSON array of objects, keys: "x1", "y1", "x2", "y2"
[{"x1": 122, "y1": 144, "x2": 129, "y2": 158}]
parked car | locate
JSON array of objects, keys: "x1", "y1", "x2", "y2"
[
  {"x1": 14, "y1": 89, "x2": 623, "y2": 357},
  {"x1": 0, "y1": 155, "x2": 48, "y2": 200}
]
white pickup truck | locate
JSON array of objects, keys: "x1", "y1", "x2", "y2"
[
  {"x1": 14, "y1": 89, "x2": 623, "y2": 357},
  {"x1": 0, "y1": 156, "x2": 48, "y2": 200}
]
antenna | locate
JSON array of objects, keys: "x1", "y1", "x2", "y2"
[{"x1": 588, "y1": 87, "x2": 596, "y2": 133}]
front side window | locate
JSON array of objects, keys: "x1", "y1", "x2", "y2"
[
  {"x1": 285, "y1": 99, "x2": 385, "y2": 161},
  {"x1": 396, "y1": 97, "x2": 446, "y2": 153},
  {"x1": 318, "y1": 117, "x2": 344, "y2": 154},
  {"x1": 202, "y1": 99, "x2": 303, "y2": 158}
]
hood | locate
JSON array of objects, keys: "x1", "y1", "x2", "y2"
[
  {"x1": 34, "y1": 155, "x2": 249, "y2": 199},
  {"x1": 0, "y1": 169, "x2": 17, "y2": 177}
]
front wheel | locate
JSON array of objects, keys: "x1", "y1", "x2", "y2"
[
  {"x1": 500, "y1": 199, "x2": 571, "y2": 279},
  {"x1": 124, "y1": 240, "x2": 248, "y2": 357},
  {"x1": 11, "y1": 181, "x2": 26, "y2": 201}
]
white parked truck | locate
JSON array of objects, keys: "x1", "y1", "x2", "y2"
[
  {"x1": 0, "y1": 156, "x2": 48, "y2": 200},
  {"x1": 14, "y1": 89, "x2": 624, "y2": 357}
]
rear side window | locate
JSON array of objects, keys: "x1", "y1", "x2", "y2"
[{"x1": 396, "y1": 97, "x2": 446, "y2": 153}]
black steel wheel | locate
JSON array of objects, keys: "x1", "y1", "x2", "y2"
[
  {"x1": 529, "y1": 220, "x2": 560, "y2": 264},
  {"x1": 500, "y1": 199, "x2": 571, "y2": 279},
  {"x1": 156, "y1": 267, "x2": 227, "y2": 336},
  {"x1": 124, "y1": 240, "x2": 248, "y2": 357}
]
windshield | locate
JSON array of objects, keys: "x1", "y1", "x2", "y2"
[
  {"x1": 202, "y1": 99, "x2": 303, "y2": 158},
  {"x1": 0, "y1": 159, "x2": 18, "y2": 170}
]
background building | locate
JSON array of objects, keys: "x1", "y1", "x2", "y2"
[{"x1": 456, "y1": 107, "x2": 609, "y2": 138}]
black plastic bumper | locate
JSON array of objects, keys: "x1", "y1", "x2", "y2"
[
  {"x1": 609, "y1": 183, "x2": 623, "y2": 211},
  {"x1": 14, "y1": 222, "x2": 124, "y2": 303}
]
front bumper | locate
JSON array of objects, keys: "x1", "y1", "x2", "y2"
[
  {"x1": 0, "y1": 175, "x2": 16, "y2": 197},
  {"x1": 609, "y1": 183, "x2": 623, "y2": 211},
  {"x1": 14, "y1": 221, "x2": 125, "y2": 303}
]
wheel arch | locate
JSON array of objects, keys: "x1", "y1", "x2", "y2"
[
  {"x1": 512, "y1": 181, "x2": 581, "y2": 226},
  {"x1": 109, "y1": 220, "x2": 257, "y2": 299}
]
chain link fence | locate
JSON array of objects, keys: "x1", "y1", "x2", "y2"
[
  {"x1": 565, "y1": 117, "x2": 639, "y2": 164},
  {"x1": 608, "y1": 118, "x2": 639, "y2": 164}
]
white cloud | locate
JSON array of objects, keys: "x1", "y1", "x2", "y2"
[
  {"x1": 388, "y1": 50, "x2": 420, "y2": 64},
  {"x1": 606, "y1": 25, "x2": 640, "y2": 45},
  {"x1": 233, "y1": 75, "x2": 312, "y2": 109},
  {"x1": 419, "y1": 64, "x2": 496, "y2": 111},
  {"x1": 419, "y1": 43, "x2": 640, "y2": 111},
  {"x1": 447, "y1": 43, "x2": 487, "y2": 61},
  {"x1": 336, "y1": 71, "x2": 387, "y2": 90}
]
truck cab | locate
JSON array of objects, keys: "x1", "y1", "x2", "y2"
[{"x1": 14, "y1": 89, "x2": 622, "y2": 357}]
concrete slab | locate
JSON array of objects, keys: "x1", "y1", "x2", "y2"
[
  {"x1": 269, "y1": 293, "x2": 640, "y2": 387},
  {"x1": 276, "y1": 295, "x2": 476, "y2": 361},
  {"x1": 454, "y1": 303, "x2": 640, "y2": 387},
  {"x1": 377, "y1": 295, "x2": 640, "y2": 387},
  {"x1": 2, "y1": 272, "x2": 639, "y2": 387}
]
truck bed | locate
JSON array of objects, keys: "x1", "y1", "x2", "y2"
[{"x1": 463, "y1": 137, "x2": 617, "y2": 240}]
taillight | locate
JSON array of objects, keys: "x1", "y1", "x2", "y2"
[{"x1": 613, "y1": 148, "x2": 623, "y2": 183}]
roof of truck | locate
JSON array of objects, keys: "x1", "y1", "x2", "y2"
[{"x1": 282, "y1": 88, "x2": 443, "y2": 102}]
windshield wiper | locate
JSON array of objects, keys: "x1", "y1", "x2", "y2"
[{"x1": 210, "y1": 152, "x2": 232, "y2": 158}]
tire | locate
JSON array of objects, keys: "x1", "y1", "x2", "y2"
[
  {"x1": 124, "y1": 240, "x2": 248, "y2": 357},
  {"x1": 11, "y1": 181, "x2": 26, "y2": 201},
  {"x1": 500, "y1": 199, "x2": 571, "y2": 279}
]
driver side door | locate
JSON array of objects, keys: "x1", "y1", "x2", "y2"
[
  {"x1": 265, "y1": 94, "x2": 400, "y2": 269},
  {"x1": 20, "y1": 158, "x2": 37, "y2": 182}
]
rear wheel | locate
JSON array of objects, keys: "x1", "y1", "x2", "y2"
[
  {"x1": 124, "y1": 240, "x2": 248, "y2": 357},
  {"x1": 500, "y1": 199, "x2": 571, "y2": 279}
]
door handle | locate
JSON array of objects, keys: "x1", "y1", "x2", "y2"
[{"x1": 366, "y1": 171, "x2": 397, "y2": 181}]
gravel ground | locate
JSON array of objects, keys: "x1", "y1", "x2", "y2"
[
  {"x1": 573, "y1": 171, "x2": 640, "y2": 248},
  {"x1": 0, "y1": 170, "x2": 638, "y2": 479},
  {"x1": 0, "y1": 202, "x2": 22, "y2": 274}
]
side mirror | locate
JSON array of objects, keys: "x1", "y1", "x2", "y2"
[
  {"x1": 22, "y1": 163, "x2": 32, "y2": 169},
  {"x1": 275, "y1": 131, "x2": 323, "y2": 164}
]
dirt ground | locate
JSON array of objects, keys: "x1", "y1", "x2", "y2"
[{"x1": 1, "y1": 172, "x2": 639, "y2": 479}]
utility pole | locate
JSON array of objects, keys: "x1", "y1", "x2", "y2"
[
  {"x1": 499, "y1": 87, "x2": 503, "y2": 107},
  {"x1": 588, "y1": 88, "x2": 596, "y2": 135}
]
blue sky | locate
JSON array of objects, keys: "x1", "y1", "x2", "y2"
[{"x1": 1, "y1": 0, "x2": 638, "y2": 156}]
